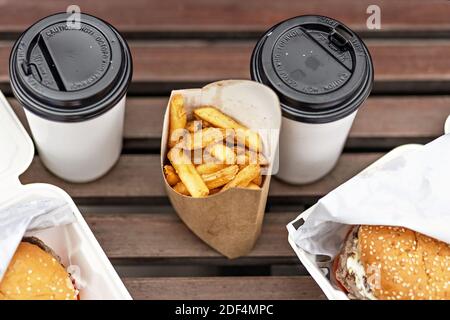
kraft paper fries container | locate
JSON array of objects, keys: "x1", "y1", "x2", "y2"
[
  {"x1": 0, "y1": 91, "x2": 131, "y2": 299},
  {"x1": 161, "y1": 80, "x2": 281, "y2": 259}
]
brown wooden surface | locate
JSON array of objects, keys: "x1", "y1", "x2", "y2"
[
  {"x1": 85, "y1": 213, "x2": 296, "y2": 262},
  {"x1": 10, "y1": 96, "x2": 450, "y2": 148},
  {"x1": 3, "y1": 1, "x2": 449, "y2": 300},
  {"x1": 20, "y1": 153, "x2": 383, "y2": 201},
  {"x1": 0, "y1": 0, "x2": 449, "y2": 37},
  {"x1": 123, "y1": 276, "x2": 326, "y2": 300},
  {"x1": 2, "y1": 41, "x2": 450, "y2": 93}
]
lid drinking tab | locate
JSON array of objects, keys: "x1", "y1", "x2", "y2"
[{"x1": 9, "y1": 13, "x2": 133, "y2": 122}]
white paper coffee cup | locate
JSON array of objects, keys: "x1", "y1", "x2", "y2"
[
  {"x1": 9, "y1": 13, "x2": 132, "y2": 182},
  {"x1": 251, "y1": 15, "x2": 373, "y2": 184}
]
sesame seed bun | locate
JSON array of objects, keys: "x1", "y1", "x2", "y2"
[
  {"x1": 0, "y1": 237, "x2": 77, "y2": 300},
  {"x1": 336, "y1": 225, "x2": 450, "y2": 300},
  {"x1": 359, "y1": 225, "x2": 450, "y2": 300},
  {"x1": 335, "y1": 225, "x2": 450, "y2": 300}
]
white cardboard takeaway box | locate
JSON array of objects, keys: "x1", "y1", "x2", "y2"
[
  {"x1": 287, "y1": 144, "x2": 424, "y2": 300},
  {"x1": 287, "y1": 117, "x2": 450, "y2": 300},
  {"x1": 0, "y1": 91, "x2": 131, "y2": 300}
]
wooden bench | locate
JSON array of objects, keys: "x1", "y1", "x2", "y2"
[{"x1": 1, "y1": 0, "x2": 449, "y2": 300}]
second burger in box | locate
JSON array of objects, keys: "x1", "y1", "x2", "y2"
[{"x1": 161, "y1": 80, "x2": 281, "y2": 259}]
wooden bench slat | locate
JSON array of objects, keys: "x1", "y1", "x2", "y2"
[
  {"x1": 0, "y1": 0, "x2": 449, "y2": 37},
  {"x1": 349, "y1": 96, "x2": 450, "y2": 139},
  {"x1": 10, "y1": 96, "x2": 450, "y2": 148},
  {"x1": 85, "y1": 213, "x2": 296, "y2": 261},
  {"x1": 123, "y1": 276, "x2": 325, "y2": 300},
  {"x1": 2, "y1": 41, "x2": 450, "y2": 93},
  {"x1": 20, "y1": 153, "x2": 383, "y2": 200}
]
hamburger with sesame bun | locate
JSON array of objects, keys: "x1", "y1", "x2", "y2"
[
  {"x1": 334, "y1": 225, "x2": 450, "y2": 300},
  {"x1": 0, "y1": 237, "x2": 78, "y2": 300}
]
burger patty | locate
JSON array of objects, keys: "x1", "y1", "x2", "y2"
[{"x1": 335, "y1": 226, "x2": 375, "y2": 300}]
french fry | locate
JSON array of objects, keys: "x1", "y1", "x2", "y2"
[
  {"x1": 190, "y1": 148, "x2": 204, "y2": 165},
  {"x1": 236, "y1": 145, "x2": 265, "y2": 185},
  {"x1": 195, "y1": 163, "x2": 226, "y2": 175},
  {"x1": 193, "y1": 114, "x2": 211, "y2": 127},
  {"x1": 235, "y1": 148, "x2": 250, "y2": 170},
  {"x1": 235, "y1": 128, "x2": 262, "y2": 152},
  {"x1": 193, "y1": 107, "x2": 262, "y2": 151},
  {"x1": 235, "y1": 146, "x2": 268, "y2": 166},
  {"x1": 177, "y1": 128, "x2": 229, "y2": 150},
  {"x1": 247, "y1": 150, "x2": 268, "y2": 166},
  {"x1": 186, "y1": 120, "x2": 202, "y2": 133},
  {"x1": 245, "y1": 182, "x2": 261, "y2": 190},
  {"x1": 209, "y1": 143, "x2": 236, "y2": 164},
  {"x1": 168, "y1": 148, "x2": 209, "y2": 198},
  {"x1": 200, "y1": 149, "x2": 220, "y2": 165},
  {"x1": 194, "y1": 107, "x2": 243, "y2": 129},
  {"x1": 236, "y1": 154, "x2": 248, "y2": 169},
  {"x1": 168, "y1": 94, "x2": 187, "y2": 147},
  {"x1": 209, "y1": 188, "x2": 222, "y2": 195},
  {"x1": 222, "y1": 164, "x2": 260, "y2": 191},
  {"x1": 234, "y1": 144, "x2": 246, "y2": 154},
  {"x1": 201, "y1": 165, "x2": 239, "y2": 189},
  {"x1": 166, "y1": 104, "x2": 270, "y2": 196},
  {"x1": 163, "y1": 165, "x2": 180, "y2": 186},
  {"x1": 173, "y1": 182, "x2": 190, "y2": 196},
  {"x1": 252, "y1": 174, "x2": 262, "y2": 186}
]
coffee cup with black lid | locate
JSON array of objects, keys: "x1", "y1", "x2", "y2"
[
  {"x1": 9, "y1": 13, "x2": 132, "y2": 183},
  {"x1": 251, "y1": 15, "x2": 373, "y2": 184}
]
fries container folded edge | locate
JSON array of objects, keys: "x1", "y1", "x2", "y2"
[{"x1": 161, "y1": 80, "x2": 281, "y2": 259}]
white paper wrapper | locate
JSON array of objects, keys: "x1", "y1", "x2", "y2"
[
  {"x1": 293, "y1": 134, "x2": 450, "y2": 258},
  {"x1": 0, "y1": 198, "x2": 74, "y2": 280}
]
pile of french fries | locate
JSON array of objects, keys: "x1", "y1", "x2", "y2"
[{"x1": 163, "y1": 94, "x2": 269, "y2": 197}]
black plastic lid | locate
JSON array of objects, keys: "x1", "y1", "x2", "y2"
[
  {"x1": 9, "y1": 13, "x2": 132, "y2": 122},
  {"x1": 251, "y1": 15, "x2": 373, "y2": 124}
]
